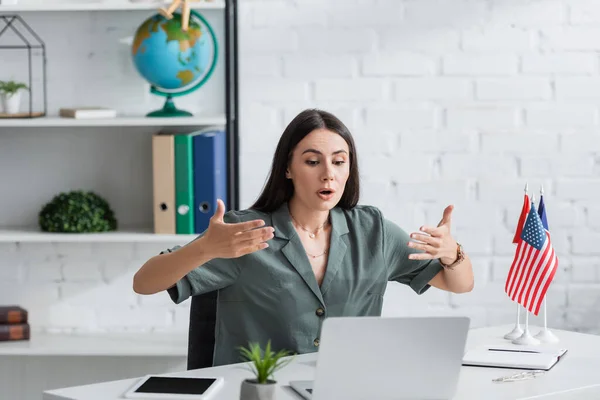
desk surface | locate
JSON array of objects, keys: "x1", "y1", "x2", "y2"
[{"x1": 43, "y1": 324, "x2": 600, "y2": 400}]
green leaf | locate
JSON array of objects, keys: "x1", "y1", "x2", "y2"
[
  {"x1": 237, "y1": 340, "x2": 295, "y2": 384},
  {"x1": 0, "y1": 80, "x2": 28, "y2": 95},
  {"x1": 38, "y1": 190, "x2": 117, "y2": 233}
]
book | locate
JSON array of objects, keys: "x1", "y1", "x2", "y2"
[
  {"x1": 0, "y1": 323, "x2": 30, "y2": 341},
  {"x1": 462, "y1": 345, "x2": 568, "y2": 371},
  {"x1": 0, "y1": 305, "x2": 28, "y2": 324},
  {"x1": 59, "y1": 107, "x2": 117, "y2": 119}
]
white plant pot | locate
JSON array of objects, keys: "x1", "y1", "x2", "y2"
[
  {"x1": 239, "y1": 379, "x2": 276, "y2": 400},
  {"x1": 2, "y1": 92, "x2": 21, "y2": 114}
]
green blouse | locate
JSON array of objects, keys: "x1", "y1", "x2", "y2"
[{"x1": 165, "y1": 203, "x2": 443, "y2": 366}]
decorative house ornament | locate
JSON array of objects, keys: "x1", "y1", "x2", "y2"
[{"x1": 0, "y1": 14, "x2": 47, "y2": 118}]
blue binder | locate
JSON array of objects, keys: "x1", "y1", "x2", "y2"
[{"x1": 193, "y1": 129, "x2": 228, "y2": 234}]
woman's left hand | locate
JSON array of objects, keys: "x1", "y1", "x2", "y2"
[{"x1": 407, "y1": 205, "x2": 458, "y2": 265}]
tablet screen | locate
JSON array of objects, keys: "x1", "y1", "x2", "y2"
[{"x1": 134, "y1": 377, "x2": 217, "y2": 395}]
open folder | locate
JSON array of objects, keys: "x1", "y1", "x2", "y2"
[{"x1": 462, "y1": 345, "x2": 568, "y2": 370}]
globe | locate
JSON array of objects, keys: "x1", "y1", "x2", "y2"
[{"x1": 131, "y1": 10, "x2": 218, "y2": 117}]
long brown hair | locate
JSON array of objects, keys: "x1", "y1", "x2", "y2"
[{"x1": 251, "y1": 109, "x2": 360, "y2": 212}]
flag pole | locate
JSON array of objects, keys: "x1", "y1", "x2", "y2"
[
  {"x1": 504, "y1": 183, "x2": 528, "y2": 340},
  {"x1": 504, "y1": 303, "x2": 523, "y2": 340},
  {"x1": 535, "y1": 297, "x2": 559, "y2": 343},
  {"x1": 512, "y1": 307, "x2": 540, "y2": 345},
  {"x1": 512, "y1": 192, "x2": 541, "y2": 346},
  {"x1": 534, "y1": 185, "x2": 559, "y2": 343}
]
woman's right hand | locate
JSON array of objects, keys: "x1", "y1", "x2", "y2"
[{"x1": 199, "y1": 199, "x2": 274, "y2": 259}]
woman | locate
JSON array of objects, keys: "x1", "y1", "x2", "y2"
[{"x1": 133, "y1": 109, "x2": 474, "y2": 366}]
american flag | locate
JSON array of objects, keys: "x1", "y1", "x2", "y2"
[
  {"x1": 513, "y1": 193, "x2": 531, "y2": 243},
  {"x1": 538, "y1": 193, "x2": 549, "y2": 232},
  {"x1": 505, "y1": 200, "x2": 558, "y2": 315},
  {"x1": 512, "y1": 193, "x2": 531, "y2": 244}
]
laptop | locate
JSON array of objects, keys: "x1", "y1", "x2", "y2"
[{"x1": 289, "y1": 316, "x2": 470, "y2": 400}]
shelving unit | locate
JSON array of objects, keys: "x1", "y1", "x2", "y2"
[
  {"x1": 0, "y1": 228, "x2": 197, "y2": 243},
  {"x1": 0, "y1": 1, "x2": 225, "y2": 12},
  {"x1": 0, "y1": 0, "x2": 240, "y2": 243},
  {"x1": 0, "y1": 115, "x2": 226, "y2": 127}
]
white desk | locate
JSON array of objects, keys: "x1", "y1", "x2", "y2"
[{"x1": 43, "y1": 325, "x2": 600, "y2": 400}]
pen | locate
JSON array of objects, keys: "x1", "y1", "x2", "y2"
[{"x1": 488, "y1": 348, "x2": 540, "y2": 354}]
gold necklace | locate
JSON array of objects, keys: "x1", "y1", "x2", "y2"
[
  {"x1": 306, "y1": 248, "x2": 328, "y2": 259},
  {"x1": 290, "y1": 214, "x2": 329, "y2": 239}
]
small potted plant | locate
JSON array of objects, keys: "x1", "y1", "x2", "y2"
[
  {"x1": 0, "y1": 80, "x2": 28, "y2": 115},
  {"x1": 38, "y1": 190, "x2": 118, "y2": 233},
  {"x1": 238, "y1": 340, "x2": 294, "y2": 400}
]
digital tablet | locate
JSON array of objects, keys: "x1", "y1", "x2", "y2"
[{"x1": 123, "y1": 375, "x2": 224, "y2": 399}]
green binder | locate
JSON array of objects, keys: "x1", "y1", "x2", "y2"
[
  {"x1": 174, "y1": 126, "x2": 225, "y2": 234},
  {"x1": 174, "y1": 134, "x2": 195, "y2": 234}
]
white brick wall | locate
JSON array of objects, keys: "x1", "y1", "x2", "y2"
[
  {"x1": 238, "y1": 0, "x2": 600, "y2": 335},
  {"x1": 443, "y1": 54, "x2": 518, "y2": 76},
  {"x1": 3, "y1": 0, "x2": 600, "y2": 335}
]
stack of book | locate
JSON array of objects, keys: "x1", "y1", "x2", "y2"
[
  {"x1": 59, "y1": 107, "x2": 117, "y2": 119},
  {"x1": 0, "y1": 305, "x2": 30, "y2": 342},
  {"x1": 152, "y1": 127, "x2": 227, "y2": 235}
]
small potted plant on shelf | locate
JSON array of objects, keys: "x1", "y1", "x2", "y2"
[
  {"x1": 0, "y1": 79, "x2": 28, "y2": 115},
  {"x1": 38, "y1": 190, "x2": 118, "y2": 233},
  {"x1": 238, "y1": 340, "x2": 294, "y2": 400}
]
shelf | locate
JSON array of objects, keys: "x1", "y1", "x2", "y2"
[
  {"x1": 0, "y1": 115, "x2": 226, "y2": 128},
  {"x1": 0, "y1": 1, "x2": 225, "y2": 12},
  {"x1": 0, "y1": 227, "x2": 197, "y2": 243},
  {"x1": 0, "y1": 331, "x2": 187, "y2": 356}
]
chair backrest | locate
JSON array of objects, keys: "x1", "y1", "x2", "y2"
[{"x1": 186, "y1": 291, "x2": 218, "y2": 370}]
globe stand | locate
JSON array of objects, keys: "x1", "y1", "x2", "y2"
[{"x1": 146, "y1": 95, "x2": 192, "y2": 118}]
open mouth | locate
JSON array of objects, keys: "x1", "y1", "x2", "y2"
[{"x1": 318, "y1": 190, "x2": 334, "y2": 195}]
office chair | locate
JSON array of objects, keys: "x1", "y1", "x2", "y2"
[{"x1": 186, "y1": 290, "x2": 218, "y2": 370}]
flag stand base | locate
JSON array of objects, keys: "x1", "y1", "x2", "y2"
[
  {"x1": 504, "y1": 324, "x2": 524, "y2": 340},
  {"x1": 512, "y1": 328, "x2": 540, "y2": 345},
  {"x1": 535, "y1": 328, "x2": 559, "y2": 343}
]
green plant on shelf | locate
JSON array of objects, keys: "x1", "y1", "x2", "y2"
[
  {"x1": 0, "y1": 80, "x2": 28, "y2": 95},
  {"x1": 38, "y1": 190, "x2": 118, "y2": 233}
]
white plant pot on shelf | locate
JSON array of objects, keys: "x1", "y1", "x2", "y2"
[{"x1": 2, "y1": 91, "x2": 21, "y2": 114}]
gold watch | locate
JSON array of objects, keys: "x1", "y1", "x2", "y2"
[{"x1": 440, "y1": 242, "x2": 464, "y2": 270}]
